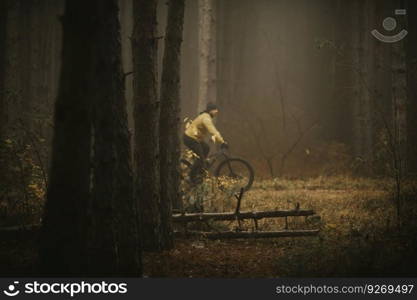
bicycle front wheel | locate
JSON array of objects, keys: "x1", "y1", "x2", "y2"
[{"x1": 214, "y1": 158, "x2": 254, "y2": 193}]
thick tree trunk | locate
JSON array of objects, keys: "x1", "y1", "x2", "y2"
[
  {"x1": 39, "y1": 0, "x2": 95, "y2": 275},
  {"x1": 131, "y1": 0, "x2": 162, "y2": 251},
  {"x1": 89, "y1": 0, "x2": 141, "y2": 276},
  {"x1": 159, "y1": 0, "x2": 185, "y2": 250},
  {"x1": 197, "y1": 0, "x2": 216, "y2": 113}
]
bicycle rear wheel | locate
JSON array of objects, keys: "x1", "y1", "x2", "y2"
[{"x1": 214, "y1": 158, "x2": 254, "y2": 193}]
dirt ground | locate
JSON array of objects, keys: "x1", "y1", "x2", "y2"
[
  {"x1": 144, "y1": 176, "x2": 417, "y2": 277},
  {"x1": 2, "y1": 176, "x2": 417, "y2": 277}
]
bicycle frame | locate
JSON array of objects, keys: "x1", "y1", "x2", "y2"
[{"x1": 205, "y1": 149, "x2": 230, "y2": 171}]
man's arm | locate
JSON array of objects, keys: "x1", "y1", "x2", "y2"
[{"x1": 202, "y1": 114, "x2": 225, "y2": 144}]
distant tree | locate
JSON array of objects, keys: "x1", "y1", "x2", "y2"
[
  {"x1": 2, "y1": 0, "x2": 21, "y2": 139},
  {"x1": 0, "y1": 0, "x2": 6, "y2": 140},
  {"x1": 197, "y1": 0, "x2": 216, "y2": 113},
  {"x1": 391, "y1": 2, "x2": 408, "y2": 174},
  {"x1": 406, "y1": 0, "x2": 417, "y2": 173},
  {"x1": 40, "y1": 0, "x2": 96, "y2": 275},
  {"x1": 350, "y1": 0, "x2": 374, "y2": 163},
  {"x1": 390, "y1": 0, "x2": 408, "y2": 227},
  {"x1": 27, "y1": 0, "x2": 65, "y2": 170},
  {"x1": 89, "y1": 0, "x2": 141, "y2": 275},
  {"x1": 159, "y1": 0, "x2": 185, "y2": 250},
  {"x1": 131, "y1": 0, "x2": 162, "y2": 251},
  {"x1": 0, "y1": 0, "x2": 64, "y2": 171}
]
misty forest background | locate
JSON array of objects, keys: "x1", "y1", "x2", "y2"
[{"x1": 1, "y1": 0, "x2": 417, "y2": 277}]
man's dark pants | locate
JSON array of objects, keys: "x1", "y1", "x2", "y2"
[{"x1": 183, "y1": 134, "x2": 209, "y2": 182}]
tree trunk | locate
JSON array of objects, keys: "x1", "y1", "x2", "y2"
[
  {"x1": 159, "y1": 0, "x2": 185, "y2": 250},
  {"x1": 391, "y1": 3, "x2": 408, "y2": 174},
  {"x1": 40, "y1": 0, "x2": 95, "y2": 275},
  {"x1": 179, "y1": 0, "x2": 199, "y2": 119},
  {"x1": 29, "y1": 0, "x2": 64, "y2": 172},
  {"x1": 0, "y1": 0, "x2": 6, "y2": 139},
  {"x1": 3, "y1": 0, "x2": 21, "y2": 139},
  {"x1": 131, "y1": 0, "x2": 162, "y2": 251},
  {"x1": 119, "y1": 0, "x2": 135, "y2": 157},
  {"x1": 1, "y1": 0, "x2": 63, "y2": 172},
  {"x1": 89, "y1": 0, "x2": 141, "y2": 276},
  {"x1": 389, "y1": 0, "x2": 408, "y2": 227},
  {"x1": 351, "y1": 0, "x2": 375, "y2": 165},
  {"x1": 406, "y1": 0, "x2": 417, "y2": 173},
  {"x1": 197, "y1": 0, "x2": 216, "y2": 113}
]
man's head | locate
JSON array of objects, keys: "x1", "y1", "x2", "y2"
[{"x1": 206, "y1": 102, "x2": 219, "y2": 117}]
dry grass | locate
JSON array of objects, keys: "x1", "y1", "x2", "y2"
[
  {"x1": 145, "y1": 176, "x2": 417, "y2": 277},
  {"x1": 1, "y1": 175, "x2": 416, "y2": 277}
]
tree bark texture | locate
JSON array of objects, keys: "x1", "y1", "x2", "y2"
[
  {"x1": 89, "y1": 0, "x2": 141, "y2": 276},
  {"x1": 0, "y1": 0, "x2": 7, "y2": 139},
  {"x1": 390, "y1": 0, "x2": 408, "y2": 173},
  {"x1": 40, "y1": 0, "x2": 95, "y2": 275},
  {"x1": 406, "y1": 0, "x2": 417, "y2": 173},
  {"x1": 172, "y1": 209, "x2": 315, "y2": 222},
  {"x1": 132, "y1": 0, "x2": 162, "y2": 251},
  {"x1": 176, "y1": 230, "x2": 319, "y2": 239},
  {"x1": 159, "y1": 0, "x2": 185, "y2": 250},
  {"x1": 197, "y1": 0, "x2": 216, "y2": 113},
  {"x1": 1, "y1": 0, "x2": 63, "y2": 171},
  {"x1": 351, "y1": 0, "x2": 375, "y2": 162}
]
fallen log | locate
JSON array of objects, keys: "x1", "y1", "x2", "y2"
[
  {"x1": 172, "y1": 209, "x2": 315, "y2": 222},
  {"x1": 175, "y1": 229, "x2": 319, "y2": 239}
]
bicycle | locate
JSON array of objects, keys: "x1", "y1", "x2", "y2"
[{"x1": 180, "y1": 145, "x2": 255, "y2": 193}]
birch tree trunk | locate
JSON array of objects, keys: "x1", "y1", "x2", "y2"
[
  {"x1": 197, "y1": 0, "x2": 216, "y2": 113},
  {"x1": 132, "y1": 0, "x2": 162, "y2": 251},
  {"x1": 159, "y1": 0, "x2": 185, "y2": 250}
]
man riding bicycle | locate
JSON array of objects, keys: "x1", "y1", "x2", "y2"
[{"x1": 183, "y1": 102, "x2": 228, "y2": 183}]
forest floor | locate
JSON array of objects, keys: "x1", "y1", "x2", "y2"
[
  {"x1": 1, "y1": 176, "x2": 417, "y2": 277},
  {"x1": 143, "y1": 176, "x2": 417, "y2": 277}
]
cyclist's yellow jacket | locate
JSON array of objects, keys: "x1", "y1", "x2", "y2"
[{"x1": 184, "y1": 112, "x2": 225, "y2": 144}]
